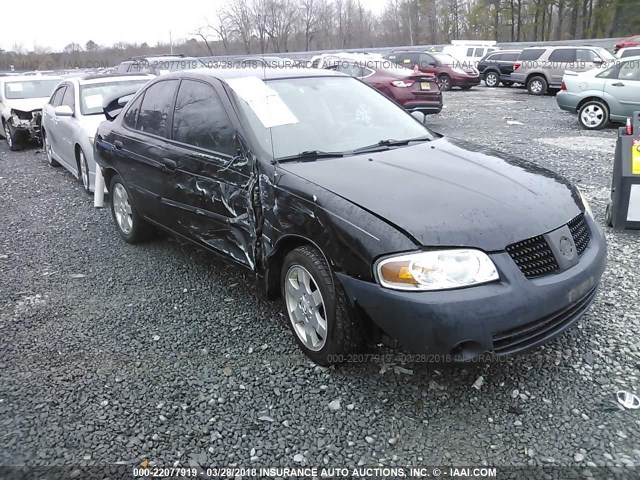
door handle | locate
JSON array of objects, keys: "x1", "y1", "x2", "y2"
[
  {"x1": 611, "y1": 82, "x2": 625, "y2": 87},
  {"x1": 114, "y1": 140, "x2": 123, "y2": 150},
  {"x1": 161, "y1": 158, "x2": 177, "y2": 171}
]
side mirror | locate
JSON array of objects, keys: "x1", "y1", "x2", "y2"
[
  {"x1": 54, "y1": 105, "x2": 73, "y2": 117},
  {"x1": 411, "y1": 111, "x2": 426, "y2": 124},
  {"x1": 593, "y1": 58, "x2": 604, "y2": 65}
]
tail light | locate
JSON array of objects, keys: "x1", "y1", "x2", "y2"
[
  {"x1": 626, "y1": 118, "x2": 633, "y2": 135},
  {"x1": 391, "y1": 80, "x2": 414, "y2": 88},
  {"x1": 513, "y1": 62, "x2": 521, "y2": 71},
  {"x1": 561, "y1": 81, "x2": 567, "y2": 91}
]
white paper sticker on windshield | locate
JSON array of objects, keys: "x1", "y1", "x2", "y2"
[
  {"x1": 84, "y1": 94, "x2": 104, "y2": 109},
  {"x1": 7, "y1": 83, "x2": 24, "y2": 92},
  {"x1": 226, "y1": 76, "x2": 298, "y2": 128}
]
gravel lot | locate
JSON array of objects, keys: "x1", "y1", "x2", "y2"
[{"x1": 1, "y1": 85, "x2": 639, "y2": 478}]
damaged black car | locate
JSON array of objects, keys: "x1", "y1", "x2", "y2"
[{"x1": 94, "y1": 69, "x2": 607, "y2": 366}]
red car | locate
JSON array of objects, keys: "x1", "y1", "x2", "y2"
[
  {"x1": 326, "y1": 59, "x2": 442, "y2": 115},
  {"x1": 614, "y1": 34, "x2": 640, "y2": 53}
]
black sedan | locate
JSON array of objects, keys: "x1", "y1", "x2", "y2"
[{"x1": 94, "y1": 68, "x2": 607, "y2": 365}]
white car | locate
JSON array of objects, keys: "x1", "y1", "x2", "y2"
[
  {"x1": 441, "y1": 41, "x2": 500, "y2": 69},
  {"x1": 617, "y1": 47, "x2": 640, "y2": 59},
  {"x1": 41, "y1": 74, "x2": 152, "y2": 193},
  {"x1": 0, "y1": 75, "x2": 62, "y2": 151}
]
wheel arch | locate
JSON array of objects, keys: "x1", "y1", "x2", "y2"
[
  {"x1": 263, "y1": 234, "x2": 332, "y2": 300},
  {"x1": 576, "y1": 96, "x2": 609, "y2": 112},
  {"x1": 526, "y1": 72, "x2": 548, "y2": 84}
]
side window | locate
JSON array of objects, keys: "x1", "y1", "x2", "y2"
[
  {"x1": 474, "y1": 48, "x2": 484, "y2": 57},
  {"x1": 399, "y1": 53, "x2": 418, "y2": 66},
  {"x1": 336, "y1": 64, "x2": 363, "y2": 77},
  {"x1": 488, "y1": 54, "x2": 503, "y2": 61},
  {"x1": 618, "y1": 61, "x2": 640, "y2": 81},
  {"x1": 122, "y1": 94, "x2": 144, "y2": 129},
  {"x1": 504, "y1": 53, "x2": 520, "y2": 61},
  {"x1": 137, "y1": 80, "x2": 179, "y2": 137},
  {"x1": 577, "y1": 49, "x2": 599, "y2": 62},
  {"x1": 418, "y1": 53, "x2": 434, "y2": 67},
  {"x1": 61, "y1": 84, "x2": 75, "y2": 108},
  {"x1": 50, "y1": 86, "x2": 66, "y2": 106},
  {"x1": 548, "y1": 49, "x2": 576, "y2": 62},
  {"x1": 466, "y1": 48, "x2": 474, "y2": 56},
  {"x1": 172, "y1": 80, "x2": 235, "y2": 155}
]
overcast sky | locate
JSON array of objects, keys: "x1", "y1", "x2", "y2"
[{"x1": 3, "y1": 0, "x2": 389, "y2": 52}]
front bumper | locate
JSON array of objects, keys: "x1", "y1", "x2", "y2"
[
  {"x1": 451, "y1": 75, "x2": 481, "y2": 88},
  {"x1": 337, "y1": 215, "x2": 607, "y2": 358},
  {"x1": 556, "y1": 91, "x2": 581, "y2": 113}
]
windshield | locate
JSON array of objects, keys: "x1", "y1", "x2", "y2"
[
  {"x1": 4, "y1": 79, "x2": 61, "y2": 100},
  {"x1": 80, "y1": 80, "x2": 149, "y2": 115},
  {"x1": 596, "y1": 48, "x2": 616, "y2": 61},
  {"x1": 432, "y1": 53, "x2": 461, "y2": 66},
  {"x1": 232, "y1": 76, "x2": 432, "y2": 160}
]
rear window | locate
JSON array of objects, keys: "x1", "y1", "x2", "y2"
[
  {"x1": 620, "y1": 49, "x2": 640, "y2": 58},
  {"x1": 518, "y1": 49, "x2": 545, "y2": 61}
]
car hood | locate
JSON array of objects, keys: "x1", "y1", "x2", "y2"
[
  {"x1": 4, "y1": 97, "x2": 50, "y2": 113},
  {"x1": 278, "y1": 137, "x2": 583, "y2": 251}
]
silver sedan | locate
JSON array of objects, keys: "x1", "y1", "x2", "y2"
[
  {"x1": 556, "y1": 56, "x2": 640, "y2": 130},
  {"x1": 41, "y1": 74, "x2": 151, "y2": 193}
]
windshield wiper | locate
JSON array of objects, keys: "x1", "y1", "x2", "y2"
[
  {"x1": 276, "y1": 150, "x2": 345, "y2": 163},
  {"x1": 352, "y1": 136, "x2": 432, "y2": 153}
]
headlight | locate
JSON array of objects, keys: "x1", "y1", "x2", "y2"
[
  {"x1": 375, "y1": 249, "x2": 499, "y2": 291},
  {"x1": 89, "y1": 136, "x2": 95, "y2": 147},
  {"x1": 577, "y1": 188, "x2": 593, "y2": 217},
  {"x1": 452, "y1": 68, "x2": 468, "y2": 75}
]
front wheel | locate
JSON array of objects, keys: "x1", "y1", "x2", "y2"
[
  {"x1": 578, "y1": 100, "x2": 609, "y2": 130},
  {"x1": 78, "y1": 148, "x2": 90, "y2": 194},
  {"x1": 484, "y1": 71, "x2": 499, "y2": 87},
  {"x1": 109, "y1": 175, "x2": 151, "y2": 243},
  {"x1": 43, "y1": 132, "x2": 60, "y2": 167},
  {"x1": 281, "y1": 245, "x2": 364, "y2": 365},
  {"x1": 4, "y1": 121, "x2": 23, "y2": 151},
  {"x1": 438, "y1": 75, "x2": 452, "y2": 91}
]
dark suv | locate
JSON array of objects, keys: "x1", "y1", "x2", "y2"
[
  {"x1": 476, "y1": 50, "x2": 522, "y2": 87},
  {"x1": 384, "y1": 51, "x2": 480, "y2": 91}
]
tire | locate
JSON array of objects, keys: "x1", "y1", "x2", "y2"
[
  {"x1": 605, "y1": 202, "x2": 613, "y2": 227},
  {"x1": 109, "y1": 175, "x2": 151, "y2": 244},
  {"x1": 484, "y1": 71, "x2": 499, "y2": 87},
  {"x1": 281, "y1": 245, "x2": 364, "y2": 366},
  {"x1": 438, "y1": 74, "x2": 452, "y2": 91},
  {"x1": 43, "y1": 131, "x2": 60, "y2": 167},
  {"x1": 527, "y1": 75, "x2": 548, "y2": 95},
  {"x1": 578, "y1": 100, "x2": 609, "y2": 130},
  {"x1": 4, "y1": 121, "x2": 23, "y2": 151},
  {"x1": 78, "y1": 148, "x2": 90, "y2": 194}
]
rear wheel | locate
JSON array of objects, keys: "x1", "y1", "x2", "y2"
[
  {"x1": 4, "y1": 121, "x2": 23, "y2": 151},
  {"x1": 281, "y1": 245, "x2": 364, "y2": 366},
  {"x1": 109, "y1": 175, "x2": 151, "y2": 243},
  {"x1": 527, "y1": 75, "x2": 548, "y2": 95},
  {"x1": 438, "y1": 74, "x2": 452, "y2": 91},
  {"x1": 578, "y1": 100, "x2": 609, "y2": 130},
  {"x1": 484, "y1": 71, "x2": 499, "y2": 87}
]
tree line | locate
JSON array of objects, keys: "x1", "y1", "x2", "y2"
[{"x1": 1, "y1": 0, "x2": 637, "y2": 71}]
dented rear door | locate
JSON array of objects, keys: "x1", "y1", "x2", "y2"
[{"x1": 161, "y1": 78, "x2": 257, "y2": 268}]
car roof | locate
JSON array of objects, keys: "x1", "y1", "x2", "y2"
[
  {"x1": 0, "y1": 74, "x2": 63, "y2": 82},
  {"x1": 64, "y1": 74, "x2": 153, "y2": 85},
  {"x1": 158, "y1": 68, "x2": 345, "y2": 82}
]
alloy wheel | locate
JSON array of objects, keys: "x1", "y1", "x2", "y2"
[
  {"x1": 112, "y1": 183, "x2": 133, "y2": 235},
  {"x1": 79, "y1": 151, "x2": 89, "y2": 190},
  {"x1": 530, "y1": 80, "x2": 543, "y2": 94},
  {"x1": 580, "y1": 104, "x2": 605, "y2": 128},
  {"x1": 284, "y1": 265, "x2": 328, "y2": 352},
  {"x1": 485, "y1": 72, "x2": 498, "y2": 87}
]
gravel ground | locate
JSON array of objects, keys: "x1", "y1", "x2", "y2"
[{"x1": 1, "y1": 85, "x2": 639, "y2": 478}]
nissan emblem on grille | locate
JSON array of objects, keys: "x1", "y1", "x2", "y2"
[{"x1": 559, "y1": 235, "x2": 576, "y2": 260}]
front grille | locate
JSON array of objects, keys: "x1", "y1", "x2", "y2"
[
  {"x1": 492, "y1": 285, "x2": 598, "y2": 355},
  {"x1": 506, "y1": 235, "x2": 559, "y2": 278},
  {"x1": 568, "y1": 214, "x2": 590, "y2": 256}
]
